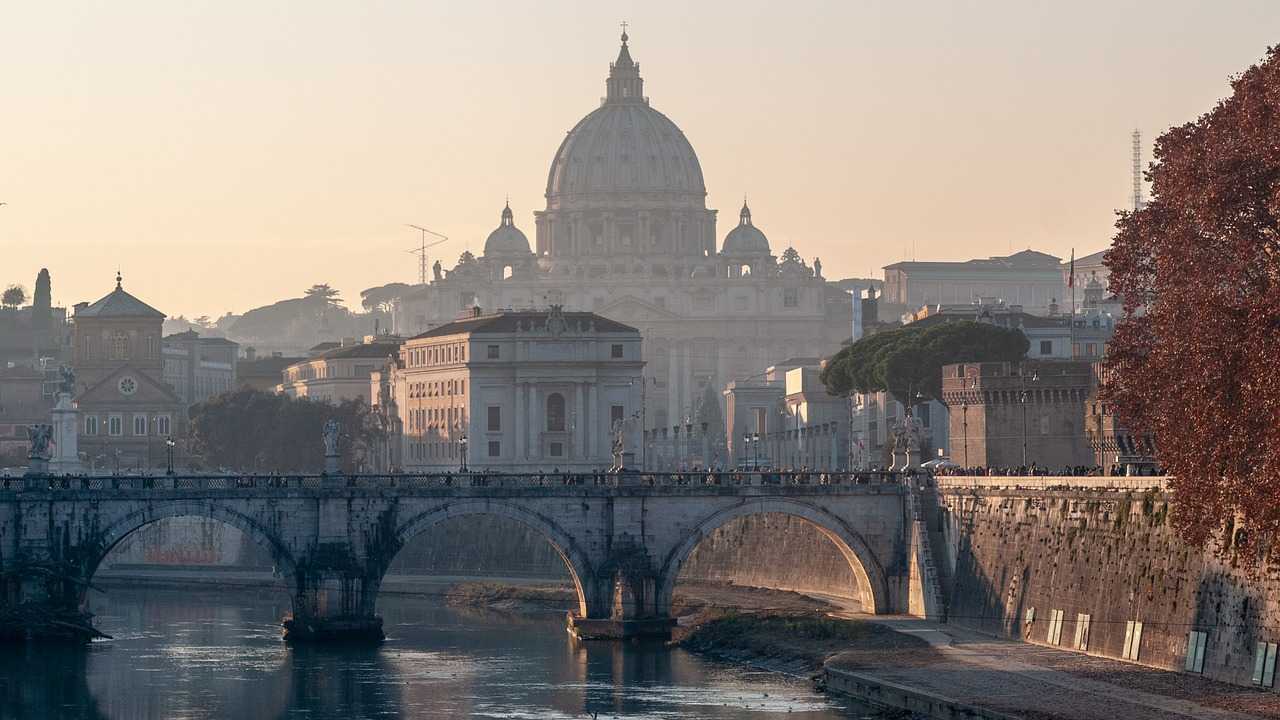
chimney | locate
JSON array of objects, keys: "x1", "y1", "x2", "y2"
[{"x1": 245, "y1": 346, "x2": 257, "y2": 361}]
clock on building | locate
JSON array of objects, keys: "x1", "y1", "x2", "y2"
[{"x1": 118, "y1": 376, "x2": 138, "y2": 396}]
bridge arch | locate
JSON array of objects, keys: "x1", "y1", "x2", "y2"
[
  {"x1": 389, "y1": 500, "x2": 596, "y2": 617},
  {"x1": 655, "y1": 498, "x2": 890, "y2": 615},
  {"x1": 89, "y1": 500, "x2": 298, "y2": 589}
]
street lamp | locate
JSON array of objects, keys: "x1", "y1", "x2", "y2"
[
  {"x1": 165, "y1": 437, "x2": 175, "y2": 476},
  {"x1": 459, "y1": 433, "x2": 468, "y2": 472},
  {"x1": 1020, "y1": 368, "x2": 1039, "y2": 469}
]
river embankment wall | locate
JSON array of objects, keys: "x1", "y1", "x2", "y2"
[{"x1": 934, "y1": 478, "x2": 1280, "y2": 690}]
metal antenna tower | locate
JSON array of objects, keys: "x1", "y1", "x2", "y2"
[
  {"x1": 1131, "y1": 129, "x2": 1144, "y2": 212},
  {"x1": 406, "y1": 224, "x2": 449, "y2": 284}
]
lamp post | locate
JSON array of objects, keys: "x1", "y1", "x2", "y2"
[
  {"x1": 1020, "y1": 368, "x2": 1039, "y2": 468},
  {"x1": 165, "y1": 436, "x2": 175, "y2": 475},
  {"x1": 459, "y1": 433, "x2": 468, "y2": 472}
]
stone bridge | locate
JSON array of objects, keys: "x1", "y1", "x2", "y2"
[{"x1": 0, "y1": 472, "x2": 935, "y2": 642}]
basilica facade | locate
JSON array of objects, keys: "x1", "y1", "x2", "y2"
[{"x1": 393, "y1": 32, "x2": 852, "y2": 438}]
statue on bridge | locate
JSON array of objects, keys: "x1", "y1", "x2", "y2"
[
  {"x1": 889, "y1": 415, "x2": 923, "y2": 472},
  {"x1": 57, "y1": 365, "x2": 75, "y2": 396},
  {"x1": 611, "y1": 419, "x2": 626, "y2": 471},
  {"x1": 27, "y1": 425, "x2": 53, "y2": 461},
  {"x1": 322, "y1": 419, "x2": 343, "y2": 478}
]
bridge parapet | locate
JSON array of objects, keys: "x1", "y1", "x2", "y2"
[
  {"x1": 1, "y1": 470, "x2": 901, "y2": 493},
  {"x1": 934, "y1": 475, "x2": 1169, "y2": 492}
]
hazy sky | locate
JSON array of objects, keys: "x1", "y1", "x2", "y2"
[{"x1": 3, "y1": 1, "x2": 1277, "y2": 318}]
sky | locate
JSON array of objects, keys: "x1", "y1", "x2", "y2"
[{"x1": 2, "y1": 1, "x2": 1277, "y2": 318}]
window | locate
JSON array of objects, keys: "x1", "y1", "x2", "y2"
[
  {"x1": 611, "y1": 404, "x2": 625, "y2": 428},
  {"x1": 1046, "y1": 609, "x2": 1064, "y2": 645},
  {"x1": 1073, "y1": 613, "x2": 1091, "y2": 650},
  {"x1": 1185, "y1": 631, "x2": 1208, "y2": 674},
  {"x1": 108, "y1": 415, "x2": 122, "y2": 436},
  {"x1": 549, "y1": 441, "x2": 563, "y2": 457},
  {"x1": 611, "y1": 344, "x2": 624, "y2": 359},
  {"x1": 487, "y1": 344, "x2": 500, "y2": 360},
  {"x1": 157, "y1": 415, "x2": 171, "y2": 436},
  {"x1": 783, "y1": 288, "x2": 799, "y2": 308},
  {"x1": 1254, "y1": 642, "x2": 1278, "y2": 687},
  {"x1": 734, "y1": 296, "x2": 747, "y2": 311},
  {"x1": 487, "y1": 406, "x2": 501, "y2": 432},
  {"x1": 84, "y1": 416, "x2": 98, "y2": 436},
  {"x1": 546, "y1": 393, "x2": 566, "y2": 432},
  {"x1": 1122, "y1": 620, "x2": 1144, "y2": 661},
  {"x1": 1086, "y1": 342, "x2": 1097, "y2": 357},
  {"x1": 1039, "y1": 340, "x2": 1053, "y2": 356},
  {"x1": 487, "y1": 440, "x2": 501, "y2": 458},
  {"x1": 110, "y1": 332, "x2": 129, "y2": 360},
  {"x1": 134, "y1": 415, "x2": 147, "y2": 436}
]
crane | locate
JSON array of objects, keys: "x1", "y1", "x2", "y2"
[{"x1": 406, "y1": 224, "x2": 449, "y2": 284}]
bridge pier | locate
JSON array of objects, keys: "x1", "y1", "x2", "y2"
[
  {"x1": 282, "y1": 569, "x2": 384, "y2": 644},
  {"x1": 566, "y1": 564, "x2": 676, "y2": 641}
]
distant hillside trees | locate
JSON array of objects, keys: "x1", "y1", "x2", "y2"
[
  {"x1": 820, "y1": 321, "x2": 1028, "y2": 403},
  {"x1": 188, "y1": 388, "x2": 385, "y2": 473},
  {"x1": 1104, "y1": 48, "x2": 1280, "y2": 551}
]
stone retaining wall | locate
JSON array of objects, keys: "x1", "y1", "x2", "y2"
[{"x1": 937, "y1": 485, "x2": 1280, "y2": 690}]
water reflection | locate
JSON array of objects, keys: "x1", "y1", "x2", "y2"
[{"x1": 0, "y1": 587, "x2": 868, "y2": 719}]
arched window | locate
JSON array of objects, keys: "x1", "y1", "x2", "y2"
[{"x1": 546, "y1": 393, "x2": 566, "y2": 432}]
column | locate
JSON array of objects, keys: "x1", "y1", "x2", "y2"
[
  {"x1": 528, "y1": 384, "x2": 538, "y2": 460},
  {"x1": 575, "y1": 382, "x2": 586, "y2": 462},
  {"x1": 670, "y1": 340, "x2": 680, "y2": 425},
  {"x1": 588, "y1": 383, "x2": 599, "y2": 460},
  {"x1": 515, "y1": 382, "x2": 526, "y2": 460}
]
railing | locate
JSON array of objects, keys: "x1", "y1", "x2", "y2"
[{"x1": 0, "y1": 470, "x2": 902, "y2": 492}]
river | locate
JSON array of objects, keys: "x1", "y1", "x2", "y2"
[{"x1": 0, "y1": 586, "x2": 881, "y2": 719}]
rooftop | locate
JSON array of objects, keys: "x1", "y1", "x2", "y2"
[
  {"x1": 884, "y1": 249, "x2": 1062, "y2": 272},
  {"x1": 75, "y1": 274, "x2": 164, "y2": 319},
  {"x1": 411, "y1": 309, "x2": 638, "y2": 340}
]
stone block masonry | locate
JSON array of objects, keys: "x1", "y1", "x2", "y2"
[
  {"x1": 935, "y1": 478, "x2": 1280, "y2": 691},
  {"x1": 0, "y1": 476, "x2": 934, "y2": 642}
]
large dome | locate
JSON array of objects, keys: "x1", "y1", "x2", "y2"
[
  {"x1": 544, "y1": 33, "x2": 706, "y2": 208},
  {"x1": 483, "y1": 203, "x2": 532, "y2": 256}
]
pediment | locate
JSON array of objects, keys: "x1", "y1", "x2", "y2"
[
  {"x1": 78, "y1": 366, "x2": 181, "y2": 406},
  {"x1": 597, "y1": 295, "x2": 682, "y2": 322}
]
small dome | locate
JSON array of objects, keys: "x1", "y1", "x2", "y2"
[
  {"x1": 483, "y1": 203, "x2": 532, "y2": 256},
  {"x1": 721, "y1": 202, "x2": 770, "y2": 255}
]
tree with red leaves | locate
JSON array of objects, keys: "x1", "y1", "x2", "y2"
[{"x1": 1105, "y1": 47, "x2": 1280, "y2": 551}]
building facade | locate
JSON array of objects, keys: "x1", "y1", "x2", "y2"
[
  {"x1": 883, "y1": 249, "x2": 1065, "y2": 316},
  {"x1": 391, "y1": 32, "x2": 851, "y2": 445},
  {"x1": 236, "y1": 348, "x2": 304, "y2": 393},
  {"x1": 276, "y1": 337, "x2": 401, "y2": 404},
  {"x1": 941, "y1": 360, "x2": 1094, "y2": 469},
  {"x1": 389, "y1": 308, "x2": 643, "y2": 472},
  {"x1": 71, "y1": 274, "x2": 184, "y2": 472},
  {"x1": 162, "y1": 331, "x2": 239, "y2": 407},
  {"x1": 724, "y1": 358, "x2": 851, "y2": 470},
  {"x1": 905, "y1": 299, "x2": 1115, "y2": 362}
]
